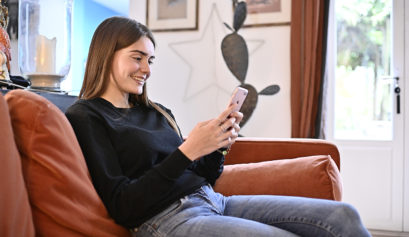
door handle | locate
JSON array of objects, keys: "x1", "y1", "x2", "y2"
[
  {"x1": 381, "y1": 76, "x2": 400, "y2": 114},
  {"x1": 393, "y1": 77, "x2": 400, "y2": 114},
  {"x1": 395, "y1": 85, "x2": 400, "y2": 114}
]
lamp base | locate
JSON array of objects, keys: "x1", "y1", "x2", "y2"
[{"x1": 27, "y1": 73, "x2": 65, "y2": 92}]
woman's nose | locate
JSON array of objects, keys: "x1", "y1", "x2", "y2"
[{"x1": 140, "y1": 60, "x2": 151, "y2": 74}]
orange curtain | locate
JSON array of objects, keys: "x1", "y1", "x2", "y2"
[{"x1": 290, "y1": 0, "x2": 329, "y2": 138}]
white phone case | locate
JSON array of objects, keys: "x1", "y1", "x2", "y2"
[{"x1": 228, "y1": 87, "x2": 248, "y2": 112}]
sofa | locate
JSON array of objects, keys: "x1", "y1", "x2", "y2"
[{"x1": 0, "y1": 89, "x2": 342, "y2": 236}]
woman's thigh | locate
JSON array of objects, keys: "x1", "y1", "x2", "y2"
[
  {"x1": 169, "y1": 215, "x2": 300, "y2": 237},
  {"x1": 135, "y1": 185, "x2": 299, "y2": 237},
  {"x1": 224, "y1": 195, "x2": 370, "y2": 237}
]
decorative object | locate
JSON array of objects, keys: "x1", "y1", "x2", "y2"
[
  {"x1": 238, "y1": 0, "x2": 291, "y2": 27},
  {"x1": 18, "y1": 0, "x2": 73, "y2": 92},
  {"x1": 169, "y1": 3, "x2": 227, "y2": 100},
  {"x1": 146, "y1": 0, "x2": 198, "y2": 32},
  {"x1": 169, "y1": 3, "x2": 265, "y2": 101},
  {"x1": 222, "y1": 0, "x2": 280, "y2": 127},
  {"x1": 5, "y1": 0, "x2": 18, "y2": 40},
  {"x1": 0, "y1": 0, "x2": 11, "y2": 88}
]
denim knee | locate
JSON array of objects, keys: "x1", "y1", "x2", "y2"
[
  {"x1": 334, "y1": 203, "x2": 361, "y2": 222},
  {"x1": 331, "y1": 202, "x2": 370, "y2": 237}
]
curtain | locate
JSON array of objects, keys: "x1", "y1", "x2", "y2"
[{"x1": 290, "y1": 0, "x2": 330, "y2": 138}]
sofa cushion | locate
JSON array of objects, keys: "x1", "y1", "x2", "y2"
[
  {"x1": 214, "y1": 155, "x2": 342, "y2": 201},
  {"x1": 0, "y1": 93, "x2": 35, "y2": 237},
  {"x1": 5, "y1": 90, "x2": 130, "y2": 237}
]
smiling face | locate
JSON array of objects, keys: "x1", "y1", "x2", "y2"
[{"x1": 103, "y1": 36, "x2": 155, "y2": 107}]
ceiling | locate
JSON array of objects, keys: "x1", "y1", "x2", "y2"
[{"x1": 92, "y1": 0, "x2": 129, "y2": 15}]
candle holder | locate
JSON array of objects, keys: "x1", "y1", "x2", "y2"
[{"x1": 18, "y1": 0, "x2": 72, "y2": 92}]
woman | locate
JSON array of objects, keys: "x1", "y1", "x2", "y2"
[{"x1": 66, "y1": 16, "x2": 371, "y2": 237}]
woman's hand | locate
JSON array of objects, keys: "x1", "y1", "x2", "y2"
[
  {"x1": 179, "y1": 104, "x2": 241, "y2": 161},
  {"x1": 227, "y1": 110, "x2": 243, "y2": 145}
]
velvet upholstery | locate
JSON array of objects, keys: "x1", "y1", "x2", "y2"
[
  {"x1": 5, "y1": 90, "x2": 130, "y2": 237},
  {"x1": 0, "y1": 93, "x2": 35, "y2": 237},
  {"x1": 225, "y1": 137, "x2": 340, "y2": 169},
  {"x1": 215, "y1": 155, "x2": 342, "y2": 201}
]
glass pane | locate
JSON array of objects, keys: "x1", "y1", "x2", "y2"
[{"x1": 335, "y1": 0, "x2": 393, "y2": 140}]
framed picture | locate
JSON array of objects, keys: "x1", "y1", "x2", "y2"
[
  {"x1": 146, "y1": 0, "x2": 199, "y2": 32},
  {"x1": 240, "y1": 0, "x2": 291, "y2": 27}
]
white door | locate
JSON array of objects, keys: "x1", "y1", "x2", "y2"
[{"x1": 327, "y1": 0, "x2": 405, "y2": 231}]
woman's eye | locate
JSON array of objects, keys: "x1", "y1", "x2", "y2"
[
  {"x1": 148, "y1": 60, "x2": 154, "y2": 65},
  {"x1": 132, "y1": 57, "x2": 142, "y2": 61}
]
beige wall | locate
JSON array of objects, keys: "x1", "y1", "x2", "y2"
[{"x1": 130, "y1": 0, "x2": 291, "y2": 138}]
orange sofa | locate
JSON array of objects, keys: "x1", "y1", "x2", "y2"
[{"x1": 0, "y1": 90, "x2": 342, "y2": 236}]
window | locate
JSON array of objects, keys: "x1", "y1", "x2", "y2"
[{"x1": 334, "y1": 0, "x2": 393, "y2": 140}]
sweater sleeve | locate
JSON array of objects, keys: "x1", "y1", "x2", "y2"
[
  {"x1": 190, "y1": 152, "x2": 225, "y2": 185},
  {"x1": 65, "y1": 103, "x2": 192, "y2": 228},
  {"x1": 158, "y1": 104, "x2": 225, "y2": 185}
]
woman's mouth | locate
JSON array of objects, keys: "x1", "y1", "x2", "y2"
[{"x1": 131, "y1": 76, "x2": 145, "y2": 84}]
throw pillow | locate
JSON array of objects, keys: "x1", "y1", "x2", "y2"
[
  {"x1": 214, "y1": 155, "x2": 342, "y2": 201},
  {"x1": 6, "y1": 90, "x2": 130, "y2": 237}
]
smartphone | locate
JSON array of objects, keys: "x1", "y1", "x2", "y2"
[{"x1": 228, "y1": 87, "x2": 248, "y2": 112}]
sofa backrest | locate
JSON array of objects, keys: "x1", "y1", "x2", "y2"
[{"x1": 1, "y1": 89, "x2": 77, "y2": 113}]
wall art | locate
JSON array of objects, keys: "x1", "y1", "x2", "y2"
[
  {"x1": 238, "y1": 0, "x2": 291, "y2": 27},
  {"x1": 146, "y1": 0, "x2": 198, "y2": 32}
]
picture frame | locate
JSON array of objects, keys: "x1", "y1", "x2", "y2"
[
  {"x1": 239, "y1": 0, "x2": 291, "y2": 27},
  {"x1": 146, "y1": 0, "x2": 199, "y2": 32}
]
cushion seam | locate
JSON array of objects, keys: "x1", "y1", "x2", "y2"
[
  {"x1": 325, "y1": 157, "x2": 336, "y2": 200},
  {"x1": 27, "y1": 99, "x2": 46, "y2": 153}
]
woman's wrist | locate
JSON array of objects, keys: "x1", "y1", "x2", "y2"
[{"x1": 178, "y1": 142, "x2": 200, "y2": 161}]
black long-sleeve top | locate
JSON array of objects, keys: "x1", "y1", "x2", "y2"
[{"x1": 65, "y1": 98, "x2": 225, "y2": 228}]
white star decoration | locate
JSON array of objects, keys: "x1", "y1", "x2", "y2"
[{"x1": 169, "y1": 3, "x2": 265, "y2": 101}]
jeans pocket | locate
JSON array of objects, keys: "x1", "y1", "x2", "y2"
[
  {"x1": 191, "y1": 184, "x2": 214, "y2": 199},
  {"x1": 191, "y1": 185, "x2": 225, "y2": 215},
  {"x1": 148, "y1": 200, "x2": 183, "y2": 230}
]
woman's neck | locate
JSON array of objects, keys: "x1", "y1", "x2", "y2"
[{"x1": 100, "y1": 91, "x2": 130, "y2": 108}]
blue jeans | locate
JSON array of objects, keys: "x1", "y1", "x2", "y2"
[{"x1": 134, "y1": 184, "x2": 371, "y2": 237}]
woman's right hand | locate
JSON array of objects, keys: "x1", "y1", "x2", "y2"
[{"x1": 179, "y1": 104, "x2": 238, "y2": 161}]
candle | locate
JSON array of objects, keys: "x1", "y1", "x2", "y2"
[{"x1": 35, "y1": 35, "x2": 56, "y2": 74}]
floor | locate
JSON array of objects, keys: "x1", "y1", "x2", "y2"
[{"x1": 370, "y1": 229, "x2": 409, "y2": 237}]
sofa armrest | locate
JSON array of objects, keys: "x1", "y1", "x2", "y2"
[
  {"x1": 225, "y1": 137, "x2": 340, "y2": 170},
  {"x1": 214, "y1": 155, "x2": 342, "y2": 201}
]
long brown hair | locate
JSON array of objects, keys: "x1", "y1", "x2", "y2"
[{"x1": 79, "y1": 16, "x2": 181, "y2": 136}]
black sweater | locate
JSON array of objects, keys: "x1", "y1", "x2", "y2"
[{"x1": 65, "y1": 98, "x2": 225, "y2": 228}]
